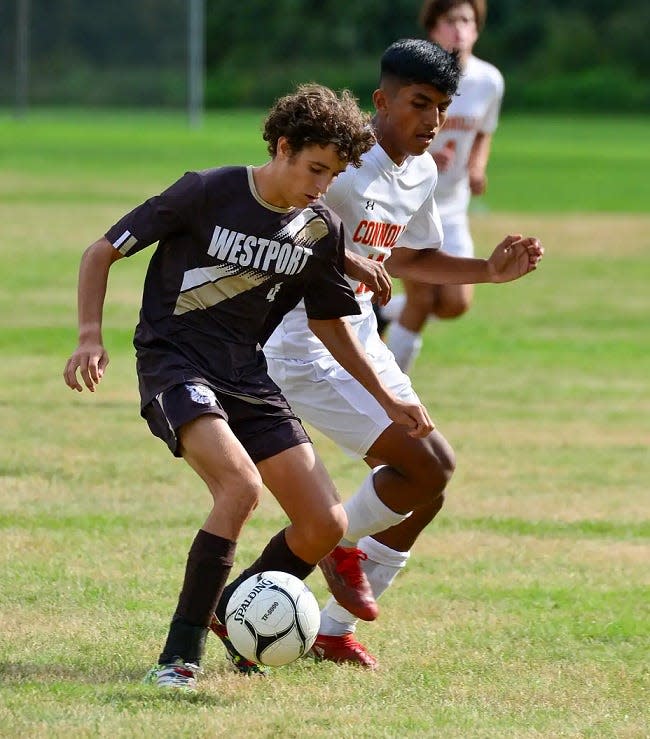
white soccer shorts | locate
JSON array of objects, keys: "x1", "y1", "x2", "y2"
[
  {"x1": 440, "y1": 217, "x2": 474, "y2": 258},
  {"x1": 266, "y1": 342, "x2": 420, "y2": 458}
]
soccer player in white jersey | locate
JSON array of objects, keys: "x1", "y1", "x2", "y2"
[
  {"x1": 263, "y1": 39, "x2": 543, "y2": 668},
  {"x1": 383, "y1": 0, "x2": 506, "y2": 372}
]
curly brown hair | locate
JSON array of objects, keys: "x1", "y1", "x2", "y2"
[{"x1": 263, "y1": 84, "x2": 375, "y2": 168}]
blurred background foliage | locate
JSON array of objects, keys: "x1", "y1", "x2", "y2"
[{"x1": 1, "y1": 0, "x2": 648, "y2": 111}]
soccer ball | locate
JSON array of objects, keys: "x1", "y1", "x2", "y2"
[{"x1": 225, "y1": 571, "x2": 320, "y2": 667}]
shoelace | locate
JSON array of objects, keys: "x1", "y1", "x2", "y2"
[{"x1": 334, "y1": 548, "x2": 368, "y2": 585}]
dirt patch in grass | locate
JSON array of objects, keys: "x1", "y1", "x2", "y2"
[{"x1": 471, "y1": 212, "x2": 650, "y2": 257}]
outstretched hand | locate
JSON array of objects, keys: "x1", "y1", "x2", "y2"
[
  {"x1": 343, "y1": 250, "x2": 392, "y2": 305},
  {"x1": 63, "y1": 342, "x2": 109, "y2": 392},
  {"x1": 487, "y1": 234, "x2": 544, "y2": 283}
]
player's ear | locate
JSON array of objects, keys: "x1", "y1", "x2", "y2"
[
  {"x1": 277, "y1": 136, "x2": 294, "y2": 161},
  {"x1": 373, "y1": 88, "x2": 387, "y2": 113}
]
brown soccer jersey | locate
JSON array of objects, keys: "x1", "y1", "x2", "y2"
[{"x1": 105, "y1": 166, "x2": 360, "y2": 408}]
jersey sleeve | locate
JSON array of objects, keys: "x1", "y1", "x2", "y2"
[
  {"x1": 105, "y1": 171, "x2": 204, "y2": 257},
  {"x1": 302, "y1": 221, "x2": 361, "y2": 320},
  {"x1": 396, "y1": 186, "x2": 444, "y2": 251}
]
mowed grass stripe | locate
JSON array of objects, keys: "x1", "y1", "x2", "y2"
[
  {"x1": 3, "y1": 111, "x2": 649, "y2": 212},
  {"x1": 435, "y1": 515, "x2": 650, "y2": 540},
  {"x1": 2, "y1": 511, "x2": 647, "y2": 540}
]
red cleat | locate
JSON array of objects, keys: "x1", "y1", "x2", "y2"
[
  {"x1": 319, "y1": 546, "x2": 379, "y2": 621},
  {"x1": 310, "y1": 633, "x2": 379, "y2": 670}
]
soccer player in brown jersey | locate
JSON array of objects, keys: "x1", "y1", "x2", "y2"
[{"x1": 63, "y1": 84, "x2": 434, "y2": 690}]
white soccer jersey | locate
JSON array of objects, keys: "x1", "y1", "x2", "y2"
[
  {"x1": 265, "y1": 142, "x2": 443, "y2": 363},
  {"x1": 430, "y1": 55, "x2": 504, "y2": 224}
]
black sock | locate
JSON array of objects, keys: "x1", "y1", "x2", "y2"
[
  {"x1": 158, "y1": 618, "x2": 208, "y2": 666},
  {"x1": 214, "y1": 528, "x2": 315, "y2": 624},
  {"x1": 159, "y1": 529, "x2": 236, "y2": 665}
]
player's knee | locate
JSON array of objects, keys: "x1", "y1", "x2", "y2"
[
  {"x1": 417, "y1": 491, "x2": 446, "y2": 523},
  {"x1": 406, "y1": 288, "x2": 435, "y2": 318},
  {"x1": 303, "y1": 503, "x2": 347, "y2": 551},
  {"x1": 438, "y1": 438, "x2": 456, "y2": 481},
  {"x1": 240, "y1": 474, "x2": 265, "y2": 508},
  {"x1": 325, "y1": 503, "x2": 348, "y2": 546},
  {"x1": 214, "y1": 469, "x2": 264, "y2": 513},
  {"x1": 419, "y1": 437, "x2": 456, "y2": 495},
  {"x1": 434, "y1": 297, "x2": 472, "y2": 320}
]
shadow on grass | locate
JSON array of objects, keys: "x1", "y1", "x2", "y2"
[{"x1": 0, "y1": 660, "x2": 248, "y2": 707}]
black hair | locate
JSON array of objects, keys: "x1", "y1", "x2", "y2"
[{"x1": 380, "y1": 38, "x2": 461, "y2": 97}]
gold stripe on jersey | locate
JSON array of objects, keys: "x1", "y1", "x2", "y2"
[
  {"x1": 174, "y1": 264, "x2": 272, "y2": 315},
  {"x1": 278, "y1": 208, "x2": 329, "y2": 246}
]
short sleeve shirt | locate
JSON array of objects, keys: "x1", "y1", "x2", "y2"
[
  {"x1": 105, "y1": 166, "x2": 360, "y2": 407},
  {"x1": 264, "y1": 143, "x2": 443, "y2": 363}
]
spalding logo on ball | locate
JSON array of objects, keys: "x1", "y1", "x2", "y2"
[{"x1": 225, "y1": 571, "x2": 320, "y2": 667}]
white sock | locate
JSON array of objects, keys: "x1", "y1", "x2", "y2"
[
  {"x1": 341, "y1": 466, "x2": 411, "y2": 547},
  {"x1": 319, "y1": 536, "x2": 410, "y2": 636},
  {"x1": 319, "y1": 598, "x2": 357, "y2": 635},
  {"x1": 386, "y1": 321, "x2": 422, "y2": 373},
  {"x1": 381, "y1": 293, "x2": 406, "y2": 323}
]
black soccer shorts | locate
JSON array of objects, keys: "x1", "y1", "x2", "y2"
[{"x1": 142, "y1": 381, "x2": 311, "y2": 463}]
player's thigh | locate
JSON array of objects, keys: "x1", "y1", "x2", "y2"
[
  {"x1": 257, "y1": 443, "x2": 342, "y2": 529},
  {"x1": 180, "y1": 414, "x2": 262, "y2": 499},
  {"x1": 144, "y1": 382, "x2": 262, "y2": 496},
  {"x1": 266, "y1": 352, "x2": 418, "y2": 459}
]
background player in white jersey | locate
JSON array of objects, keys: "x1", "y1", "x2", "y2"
[
  {"x1": 63, "y1": 84, "x2": 434, "y2": 690},
  {"x1": 383, "y1": 0, "x2": 506, "y2": 372},
  {"x1": 262, "y1": 40, "x2": 543, "y2": 668}
]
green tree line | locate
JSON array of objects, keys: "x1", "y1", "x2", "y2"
[
  {"x1": 1, "y1": 0, "x2": 648, "y2": 111},
  {"x1": 206, "y1": 0, "x2": 649, "y2": 111}
]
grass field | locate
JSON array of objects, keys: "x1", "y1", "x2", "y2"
[{"x1": 1, "y1": 111, "x2": 649, "y2": 738}]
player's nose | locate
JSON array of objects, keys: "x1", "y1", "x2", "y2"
[
  {"x1": 424, "y1": 107, "x2": 441, "y2": 131},
  {"x1": 315, "y1": 173, "x2": 333, "y2": 197}
]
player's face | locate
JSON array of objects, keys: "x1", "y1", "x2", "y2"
[
  {"x1": 374, "y1": 83, "x2": 452, "y2": 163},
  {"x1": 429, "y1": 2, "x2": 479, "y2": 58},
  {"x1": 278, "y1": 140, "x2": 348, "y2": 208}
]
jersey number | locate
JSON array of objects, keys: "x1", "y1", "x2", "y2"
[{"x1": 266, "y1": 283, "x2": 283, "y2": 301}]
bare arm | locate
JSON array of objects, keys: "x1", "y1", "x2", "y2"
[
  {"x1": 387, "y1": 234, "x2": 544, "y2": 285},
  {"x1": 63, "y1": 237, "x2": 123, "y2": 392},
  {"x1": 307, "y1": 317, "x2": 434, "y2": 438},
  {"x1": 468, "y1": 131, "x2": 493, "y2": 196}
]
